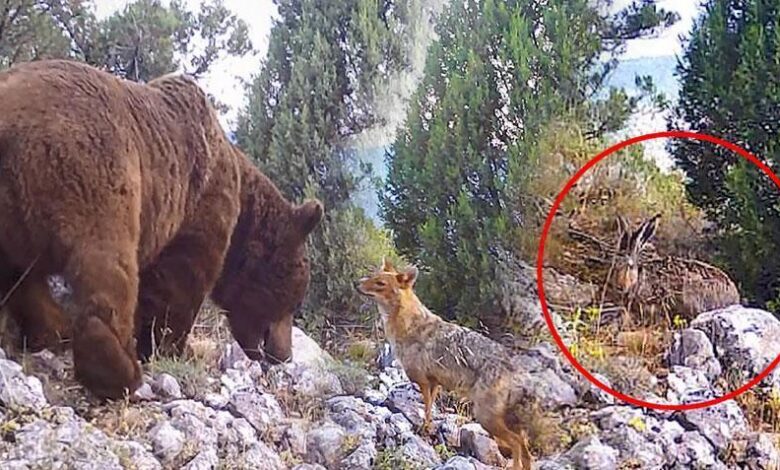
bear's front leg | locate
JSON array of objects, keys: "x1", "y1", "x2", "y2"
[
  {"x1": 135, "y1": 174, "x2": 239, "y2": 363},
  {"x1": 134, "y1": 229, "x2": 231, "y2": 362},
  {"x1": 67, "y1": 245, "x2": 142, "y2": 400}
]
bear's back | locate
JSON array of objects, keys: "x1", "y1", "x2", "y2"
[{"x1": 0, "y1": 60, "x2": 238, "y2": 269}]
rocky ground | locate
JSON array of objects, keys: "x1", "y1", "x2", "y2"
[{"x1": 0, "y1": 302, "x2": 779, "y2": 469}]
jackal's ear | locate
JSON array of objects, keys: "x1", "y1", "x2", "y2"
[
  {"x1": 396, "y1": 266, "x2": 418, "y2": 288},
  {"x1": 382, "y1": 256, "x2": 396, "y2": 273}
]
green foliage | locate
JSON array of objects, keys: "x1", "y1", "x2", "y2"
[
  {"x1": 236, "y1": 0, "x2": 412, "y2": 210},
  {"x1": 670, "y1": 0, "x2": 780, "y2": 307},
  {"x1": 236, "y1": 0, "x2": 416, "y2": 331},
  {"x1": 323, "y1": 357, "x2": 371, "y2": 395},
  {"x1": 512, "y1": 118, "x2": 707, "y2": 289},
  {"x1": 374, "y1": 447, "x2": 421, "y2": 470},
  {"x1": 382, "y1": 0, "x2": 678, "y2": 319},
  {"x1": 0, "y1": 0, "x2": 76, "y2": 68},
  {"x1": 96, "y1": 0, "x2": 251, "y2": 82},
  {"x1": 0, "y1": 0, "x2": 252, "y2": 85},
  {"x1": 302, "y1": 206, "x2": 399, "y2": 335}
]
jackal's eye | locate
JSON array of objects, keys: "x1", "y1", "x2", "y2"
[{"x1": 375, "y1": 281, "x2": 386, "y2": 287}]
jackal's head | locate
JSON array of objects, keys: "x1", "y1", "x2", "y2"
[{"x1": 355, "y1": 257, "x2": 418, "y2": 309}]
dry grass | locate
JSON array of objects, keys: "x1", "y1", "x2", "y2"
[
  {"x1": 340, "y1": 433, "x2": 362, "y2": 455},
  {"x1": 534, "y1": 301, "x2": 678, "y2": 405},
  {"x1": 278, "y1": 450, "x2": 303, "y2": 468},
  {"x1": 344, "y1": 338, "x2": 378, "y2": 364},
  {"x1": 434, "y1": 443, "x2": 455, "y2": 461},
  {"x1": 734, "y1": 384, "x2": 780, "y2": 434},
  {"x1": 84, "y1": 398, "x2": 167, "y2": 439},
  {"x1": 435, "y1": 390, "x2": 472, "y2": 424},
  {"x1": 147, "y1": 354, "x2": 214, "y2": 398},
  {"x1": 142, "y1": 301, "x2": 227, "y2": 399},
  {"x1": 271, "y1": 383, "x2": 326, "y2": 423},
  {"x1": 556, "y1": 411, "x2": 598, "y2": 450}
]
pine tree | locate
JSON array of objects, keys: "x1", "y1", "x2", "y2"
[
  {"x1": 235, "y1": 0, "x2": 414, "y2": 333},
  {"x1": 0, "y1": 0, "x2": 252, "y2": 84},
  {"x1": 383, "y1": 0, "x2": 679, "y2": 320},
  {"x1": 671, "y1": 0, "x2": 780, "y2": 307}
]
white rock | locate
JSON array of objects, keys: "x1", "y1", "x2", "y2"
[
  {"x1": 305, "y1": 422, "x2": 347, "y2": 468},
  {"x1": 229, "y1": 391, "x2": 284, "y2": 437},
  {"x1": 181, "y1": 447, "x2": 218, "y2": 470},
  {"x1": 113, "y1": 441, "x2": 162, "y2": 470},
  {"x1": 563, "y1": 435, "x2": 619, "y2": 469},
  {"x1": 0, "y1": 359, "x2": 47, "y2": 409},
  {"x1": 692, "y1": 306, "x2": 780, "y2": 391},
  {"x1": 459, "y1": 423, "x2": 505, "y2": 467},
  {"x1": 133, "y1": 382, "x2": 157, "y2": 401},
  {"x1": 667, "y1": 328, "x2": 722, "y2": 381},
  {"x1": 149, "y1": 421, "x2": 185, "y2": 462},
  {"x1": 341, "y1": 440, "x2": 377, "y2": 470},
  {"x1": 1, "y1": 417, "x2": 123, "y2": 469},
  {"x1": 152, "y1": 373, "x2": 183, "y2": 399},
  {"x1": 435, "y1": 456, "x2": 493, "y2": 470},
  {"x1": 291, "y1": 326, "x2": 332, "y2": 367},
  {"x1": 241, "y1": 442, "x2": 285, "y2": 469}
]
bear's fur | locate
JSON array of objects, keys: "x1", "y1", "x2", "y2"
[{"x1": 0, "y1": 60, "x2": 323, "y2": 399}]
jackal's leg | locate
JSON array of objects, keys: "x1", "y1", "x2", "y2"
[
  {"x1": 419, "y1": 381, "x2": 435, "y2": 432},
  {"x1": 517, "y1": 431, "x2": 532, "y2": 470},
  {"x1": 428, "y1": 382, "x2": 441, "y2": 426},
  {"x1": 496, "y1": 440, "x2": 513, "y2": 459},
  {"x1": 500, "y1": 428, "x2": 531, "y2": 470},
  {"x1": 489, "y1": 424, "x2": 523, "y2": 470}
]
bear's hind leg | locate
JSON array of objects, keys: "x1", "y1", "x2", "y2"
[
  {"x1": 0, "y1": 258, "x2": 70, "y2": 352},
  {"x1": 7, "y1": 275, "x2": 70, "y2": 352},
  {"x1": 66, "y1": 244, "x2": 142, "y2": 399}
]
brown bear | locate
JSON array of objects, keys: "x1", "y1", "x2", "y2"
[{"x1": 0, "y1": 59, "x2": 323, "y2": 399}]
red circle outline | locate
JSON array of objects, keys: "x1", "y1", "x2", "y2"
[{"x1": 536, "y1": 130, "x2": 780, "y2": 411}]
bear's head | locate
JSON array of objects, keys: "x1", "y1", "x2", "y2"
[{"x1": 213, "y1": 158, "x2": 324, "y2": 364}]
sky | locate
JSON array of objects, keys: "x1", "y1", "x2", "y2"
[
  {"x1": 97, "y1": 0, "x2": 702, "y2": 134},
  {"x1": 605, "y1": 0, "x2": 704, "y2": 171},
  {"x1": 95, "y1": 0, "x2": 277, "y2": 129}
]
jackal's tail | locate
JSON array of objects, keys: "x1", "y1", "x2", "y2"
[{"x1": 505, "y1": 396, "x2": 561, "y2": 455}]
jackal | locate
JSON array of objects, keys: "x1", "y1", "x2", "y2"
[{"x1": 356, "y1": 258, "x2": 535, "y2": 470}]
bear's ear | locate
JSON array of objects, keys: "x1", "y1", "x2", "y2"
[{"x1": 294, "y1": 199, "x2": 324, "y2": 238}]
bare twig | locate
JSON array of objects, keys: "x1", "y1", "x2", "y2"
[{"x1": 0, "y1": 254, "x2": 40, "y2": 310}]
